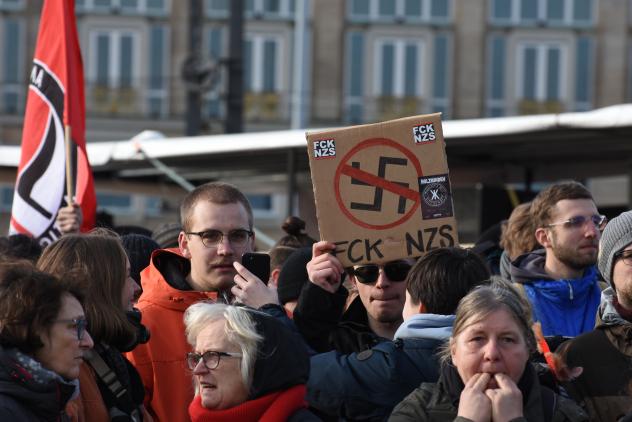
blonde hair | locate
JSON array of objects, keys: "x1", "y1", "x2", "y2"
[
  {"x1": 440, "y1": 277, "x2": 536, "y2": 365},
  {"x1": 184, "y1": 303, "x2": 263, "y2": 390}
]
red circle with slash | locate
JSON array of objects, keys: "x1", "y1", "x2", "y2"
[{"x1": 334, "y1": 138, "x2": 423, "y2": 230}]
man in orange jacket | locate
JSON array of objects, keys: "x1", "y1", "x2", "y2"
[{"x1": 127, "y1": 182, "x2": 257, "y2": 422}]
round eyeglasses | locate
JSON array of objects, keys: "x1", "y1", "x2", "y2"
[
  {"x1": 185, "y1": 229, "x2": 253, "y2": 248},
  {"x1": 186, "y1": 350, "x2": 242, "y2": 370}
]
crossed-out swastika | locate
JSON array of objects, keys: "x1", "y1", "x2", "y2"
[{"x1": 334, "y1": 138, "x2": 423, "y2": 230}]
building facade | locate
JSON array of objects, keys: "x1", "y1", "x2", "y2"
[{"x1": 0, "y1": 0, "x2": 631, "y2": 238}]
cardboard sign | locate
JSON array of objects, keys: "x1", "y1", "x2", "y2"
[{"x1": 307, "y1": 113, "x2": 458, "y2": 267}]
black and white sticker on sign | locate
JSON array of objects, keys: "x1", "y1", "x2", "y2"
[
  {"x1": 313, "y1": 139, "x2": 336, "y2": 159},
  {"x1": 412, "y1": 122, "x2": 436, "y2": 144},
  {"x1": 418, "y1": 174, "x2": 453, "y2": 220}
]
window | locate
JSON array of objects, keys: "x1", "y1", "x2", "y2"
[
  {"x1": 204, "y1": 27, "x2": 225, "y2": 119},
  {"x1": 345, "y1": 31, "x2": 365, "y2": 124},
  {"x1": 348, "y1": 0, "x2": 451, "y2": 23},
  {"x1": 517, "y1": 43, "x2": 566, "y2": 102},
  {"x1": 244, "y1": 35, "x2": 282, "y2": 93},
  {"x1": 432, "y1": 34, "x2": 451, "y2": 117},
  {"x1": 0, "y1": 0, "x2": 23, "y2": 10},
  {"x1": 206, "y1": 0, "x2": 229, "y2": 17},
  {"x1": 574, "y1": 36, "x2": 592, "y2": 110},
  {"x1": 89, "y1": 30, "x2": 140, "y2": 89},
  {"x1": 489, "y1": 0, "x2": 593, "y2": 26},
  {"x1": 147, "y1": 25, "x2": 169, "y2": 117},
  {"x1": 244, "y1": 0, "x2": 294, "y2": 19},
  {"x1": 374, "y1": 38, "x2": 424, "y2": 98},
  {"x1": 486, "y1": 35, "x2": 507, "y2": 116},
  {"x1": 2, "y1": 18, "x2": 23, "y2": 114},
  {"x1": 0, "y1": 186, "x2": 13, "y2": 212},
  {"x1": 76, "y1": 0, "x2": 168, "y2": 14},
  {"x1": 515, "y1": 42, "x2": 569, "y2": 114},
  {"x1": 247, "y1": 194, "x2": 273, "y2": 211}
]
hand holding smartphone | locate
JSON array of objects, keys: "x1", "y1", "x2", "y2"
[{"x1": 241, "y1": 252, "x2": 271, "y2": 285}]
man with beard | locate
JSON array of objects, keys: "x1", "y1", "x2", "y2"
[
  {"x1": 127, "y1": 182, "x2": 256, "y2": 422},
  {"x1": 507, "y1": 181, "x2": 604, "y2": 337},
  {"x1": 293, "y1": 240, "x2": 413, "y2": 354},
  {"x1": 558, "y1": 210, "x2": 632, "y2": 421}
]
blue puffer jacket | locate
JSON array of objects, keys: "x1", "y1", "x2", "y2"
[
  {"x1": 508, "y1": 249, "x2": 601, "y2": 337},
  {"x1": 307, "y1": 313, "x2": 454, "y2": 421}
]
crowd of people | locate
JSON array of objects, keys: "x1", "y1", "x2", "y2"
[{"x1": 0, "y1": 179, "x2": 630, "y2": 421}]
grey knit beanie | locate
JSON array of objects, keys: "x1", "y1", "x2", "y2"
[{"x1": 598, "y1": 210, "x2": 632, "y2": 288}]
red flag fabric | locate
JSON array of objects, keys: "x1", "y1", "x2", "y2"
[{"x1": 9, "y1": 0, "x2": 96, "y2": 245}]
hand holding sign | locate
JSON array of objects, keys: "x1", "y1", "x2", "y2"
[{"x1": 307, "y1": 241, "x2": 345, "y2": 294}]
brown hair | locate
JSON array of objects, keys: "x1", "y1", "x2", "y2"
[
  {"x1": 37, "y1": 232, "x2": 136, "y2": 346},
  {"x1": 500, "y1": 202, "x2": 538, "y2": 260},
  {"x1": 0, "y1": 259, "x2": 84, "y2": 354},
  {"x1": 531, "y1": 181, "x2": 593, "y2": 229},
  {"x1": 269, "y1": 216, "x2": 316, "y2": 269},
  {"x1": 180, "y1": 182, "x2": 253, "y2": 232}
]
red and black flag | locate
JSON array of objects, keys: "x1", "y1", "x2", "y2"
[{"x1": 9, "y1": 0, "x2": 96, "y2": 245}]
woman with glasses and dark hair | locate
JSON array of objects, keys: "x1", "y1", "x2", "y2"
[
  {"x1": 0, "y1": 260, "x2": 94, "y2": 420},
  {"x1": 37, "y1": 232, "x2": 151, "y2": 422},
  {"x1": 183, "y1": 302, "x2": 318, "y2": 421}
]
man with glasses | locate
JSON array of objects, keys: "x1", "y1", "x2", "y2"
[
  {"x1": 559, "y1": 210, "x2": 632, "y2": 422},
  {"x1": 127, "y1": 182, "x2": 256, "y2": 422},
  {"x1": 507, "y1": 181, "x2": 604, "y2": 337},
  {"x1": 306, "y1": 247, "x2": 490, "y2": 420},
  {"x1": 293, "y1": 240, "x2": 415, "y2": 355}
]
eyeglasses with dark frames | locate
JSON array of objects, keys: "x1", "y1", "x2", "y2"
[
  {"x1": 186, "y1": 350, "x2": 242, "y2": 370},
  {"x1": 351, "y1": 261, "x2": 412, "y2": 285},
  {"x1": 614, "y1": 250, "x2": 632, "y2": 267},
  {"x1": 185, "y1": 229, "x2": 254, "y2": 248},
  {"x1": 546, "y1": 214, "x2": 607, "y2": 231},
  {"x1": 55, "y1": 318, "x2": 89, "y2": 341}
]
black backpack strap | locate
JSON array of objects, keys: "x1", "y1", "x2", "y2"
[
  {"x1": 86, "y1": 351, "x2": 143, "y2": 422},
  {"x1": 86, "y1": 351, "x2": 127, "y2": 399}
]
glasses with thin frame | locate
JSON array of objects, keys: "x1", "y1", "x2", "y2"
[
  {"x1": 186, "y1": 350, "x2": 242, "y2": 370},
  {"x1": 55, "y1": 318, "x2": 89, "y2": 341},
  {"x1": 614, "y1": 250, "x2": 632, "y2": 266},
  {"x1": 351, "y1": 261, "x2": 412, "y2": 285},
  {"x1": 185, "y1": 229, "x2": 253, "y2": 248},
  {"x1": 546, "y1": 214, "x2": 607, "y2": 231}
]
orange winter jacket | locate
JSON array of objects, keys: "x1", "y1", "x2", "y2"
[{"x1": 126, "y1": 248, "x2": 217, "y2": 422}]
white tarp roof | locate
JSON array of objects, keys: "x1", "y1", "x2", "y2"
[{"x1": 2, "y1": 103, "x2": 632, "y2": 169}]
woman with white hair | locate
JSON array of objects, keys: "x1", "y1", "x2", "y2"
[
  {"x1": 184, "y1": 303, "x2": 318, "y2": 421},
  {"x1": 389, "y1": 282, "x2": 588, "y2": 421}
]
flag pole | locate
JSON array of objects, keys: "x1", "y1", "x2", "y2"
[{"x1": 65, "y1": 125, "x2": 74, "y2": 204}]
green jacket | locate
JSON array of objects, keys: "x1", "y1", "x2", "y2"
[{"x1": 389, "y1": 364, "x2": 587, "y2": 422}]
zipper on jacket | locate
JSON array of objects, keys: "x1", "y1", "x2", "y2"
[{"x1": 567, "y1": 280, "x2": 574, "y2": 300}]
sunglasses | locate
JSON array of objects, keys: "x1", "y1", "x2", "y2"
[{"x1": 351, "y1": 261, "x2": 412, "y2": 285}]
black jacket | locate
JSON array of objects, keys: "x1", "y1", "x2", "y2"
[
  {"x1": 389, "y1": 363, "x2": 588, "y2": 422},
  {"x1": 0, "y1": 346, "x2": 77, "y2": 421},
  {"x1": 293, "y1": 282, "x2": 385, "y2": 354}
]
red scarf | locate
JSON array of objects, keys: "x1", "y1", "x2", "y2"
[{"x1": 188, "y1": 384, "x2": 307, "y2": 422}]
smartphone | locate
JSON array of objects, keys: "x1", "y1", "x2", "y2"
[{"x1": 241, "y1": 252, "x2": 271, "y2": 285}]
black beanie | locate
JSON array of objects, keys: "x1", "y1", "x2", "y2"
[
  {"x1": 276, "y1": 247, "x2": 311, "y2": 305},
  {"x1": 122, "y1": 234, "x2": 160, "y2": 283}
]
